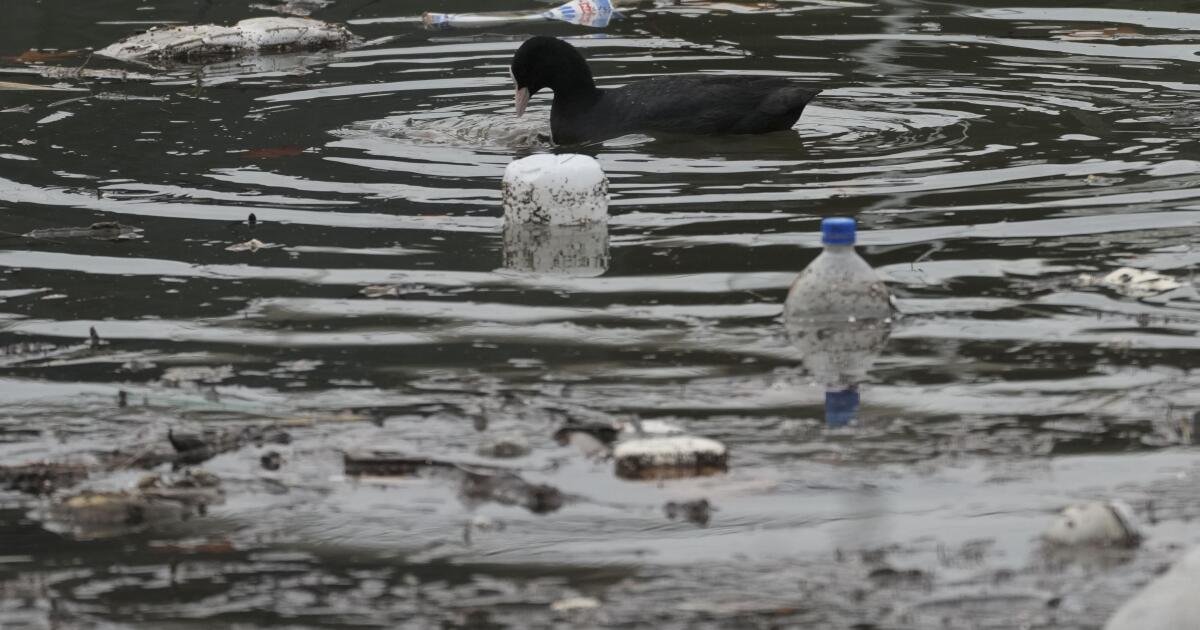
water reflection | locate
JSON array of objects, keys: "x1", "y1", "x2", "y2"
[{"x1": 501, "y1": 221, "x2": 610, "y2": 277}]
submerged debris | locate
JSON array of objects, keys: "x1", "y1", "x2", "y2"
[
  {"x1": 226, "y1": 238, "x2": 275, "y2": 252},
  {"x1": 38, "y1": 470, "x2": 223, "y2": 540},
  {"x1": 23, "y1": 221, "x2": 143, "y2": 241},
  {"x1": 96, "y1": 17, "x2": 356, "y2": 63},
  {"x1": 0, "y1": 80, "x2": 87, "y2": 91},
  {"x1": 1077, "y1": 267, "x2": 1184, "y2": 298},
  {"x1": 614, "y1": 436, "x2": 728, "y2": 480},
  {"x1": 0, "y1": 462, "x2": 92, "y2": 495},
  {"x1": 343, "y1": 451, "x2": 565, "y2": 514},
  {"x1": 665, "y1": 498, "x2": 713, "y2": 526},
  {"x1": 1043, "y1": 500, "x2": 1141, "y2": 547}
]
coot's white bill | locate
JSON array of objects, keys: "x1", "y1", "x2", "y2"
[{"x1": 515, "y1": 86, "x2": 530, "y2": 117}]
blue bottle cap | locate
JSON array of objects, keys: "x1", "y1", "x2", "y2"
[
  {"x1": 824, "y1": 387, "x2": 860, "y2": 428},
  {"x1": 821, "y1": 217, "x2": 856, "y2": 246}
]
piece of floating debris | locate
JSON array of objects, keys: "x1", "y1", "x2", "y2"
[
  {"x1": 21, "y1": 221, "x2": 142, "y2": 241},
  {"x1": 0, "y1": 65, "x2": 159, "y2": 82},
  {"x1": 166, "y1": 425, "x2": 291, "y2": 468},
  {"x1": 1104, "y1": 545, "x2": 1200, "y2": 630},
  {"x1": 96, "y1": 17, "x2": 356, "y2": 63},
  {"x1": 0, "y1": 462, "x2": 91, "y2": 495},
  {"x1": 549, "y1": 596, "x2": 602, "y2": 612},
  {"x1": 425, "y1": 0, "x2": 615, "y2": 29},
  {"x1": 343, "y1": 451, "x2": 565, "y2": 513},
  {"x1": 38, "y1": 470, "x2": 223, "y2": 540},
  {"x1": 665, "y1": 498, "x2": 713, "y2": 526},
  {"x1": 0, "y1": 80, "x2": 89, "y2": 91},
  {"x1": 476, "y1": 435, "x2": 532, "y2": 459},
  {"x1": 251, "y1": 0, "x2": 334, "y2": 17},
  {"x1": 1077, "y1": 267, "x2": 1184, "y2": 298},
  {"x1": 226, "y1": 238, "x2": 275, "y2": 252},
  {"x1": 1043, "y1": 500, "x2": 1141, "y2": 547},
  {"x1": 614, "y1": 435, "x2": 728, "y2": 480},
  {"x1": 502, "y1": 154, "x2": 608, "y2": 226}
]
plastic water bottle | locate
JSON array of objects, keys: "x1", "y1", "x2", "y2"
[
  {"x1": 783, "y1": 217, "x2": 892, "y2": 427},
  {"x1": 782, "y1": 217, "x2": 891, "y2": 326}
]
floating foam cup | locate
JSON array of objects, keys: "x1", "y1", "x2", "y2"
[{"x1": 501, "y1": 153, "x2": 608, "y2": 226}]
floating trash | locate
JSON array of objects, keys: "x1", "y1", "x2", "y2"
[
  {"x1": 0, "y1": 462, "x2": 92, "y2": 495},
  {"x1": 1077, "y1": 267, "x2": 1184, "y2": 298},
  {"x1": 476, "y1": 435, "x2": 532, "y2": 459},
  {"x1": 1042, "y1": 500, "x2": 1141, "y2": 547},
  {"x1": 784, "y1": 217, "x2": 892, "y2": 426},
  {"x1": 502, "y1": 154, "x2": 609, "y2": 226},
  {"x1": 614, "y1": 436, "x2": 728, "y2": 480},
  {"x1": 550, "y1": 596, "x2": 601, "y2": 612},
  {"x1": 96, "y1": 17, "x2": 356, "y2": 63},
  {"x1": 664, "y1": 498, "x2": 713, "y2": 526},
  {"x1": 343, "y1": 451, "x2": 565, "y2": 513},
  {"x1": 226, "y1": 238, "x2": 275, "y2": 252},
  {"x1": 424, "y1": 0, "x2": 616, "y2": 30},
  {"x1": 37, "y1": 470, "x2": 224, "y2": 540},
  {"x1": 18, "y1": 221, "x2": 142, "y2": 242},
  {"x1": 1105, "y1": 546, "x2": 1200, "y2": 630}
]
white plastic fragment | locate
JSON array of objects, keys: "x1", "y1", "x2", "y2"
[
  {"x1": 501, "y1": 154, "x2": 608, "y2": 226},
  {"x1": 550, "y1": 596, "x2": 601, "y2": 612},
  {"x1": 96, "y1": 17, "x2": 354, "y2": 62},
  {"x1": 1042, "y1": 500, "x2": 1141, "y2": 547},
  {"x1": 614, "y1": 435, "x2": 728, "y2": 480},
  {"x1": 1105, "y1": 546, "x2": 1200, "y2": 630},
  {"x1": 1077, "y1": 267, "x2": 1183, "y2": 298}
]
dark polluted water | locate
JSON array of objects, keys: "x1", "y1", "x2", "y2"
[{"x1": 2, "y1": 0, "x2": 1200, "y2": 627}]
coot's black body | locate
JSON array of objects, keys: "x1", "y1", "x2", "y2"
[{"x1": 510, "y1": 36, "x2": 821, "y2": 144}]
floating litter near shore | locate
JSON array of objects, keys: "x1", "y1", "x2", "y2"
[
  {"x1": 424, "y1": 0, "x2": 616, "y2": 29},
  {"x1": 1042, "y1": 500, "x2": 1141, "y2": 547},
  {"x1": 1077, "y1": 267, "x2": 1183, "y2": 298},
  {"x1": 1105, "y1": 546, "x2": 1200, "y2": 630},
  {"x1": 614, "y1": 436, "x2": 728, "y2": 480},
  {"x1": 502, "y1": 154, "x2": 608, "y2": 226},
  {"x1": 96, "y1": 17, "x2": 355, "y2": 63}
]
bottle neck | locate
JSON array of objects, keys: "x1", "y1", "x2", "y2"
[{"x1": 822, "y1": 243, "x2": 854, "y2": 252}]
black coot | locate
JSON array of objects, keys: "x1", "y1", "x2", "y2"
[{"x1": 510, "y1": 36, "x2": 821, "y2": 144}]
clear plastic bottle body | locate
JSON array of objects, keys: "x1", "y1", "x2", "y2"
[
  {"x1": 783, "y1": 222, "x2": 893, "y2": 397},
  {"x1": 782, "y1": 245, "x2": 892, "y2": 326}
]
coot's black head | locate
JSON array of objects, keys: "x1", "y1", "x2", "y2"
[{"x1": 510, "y1": 36, "x2": 595, "y2": 116}]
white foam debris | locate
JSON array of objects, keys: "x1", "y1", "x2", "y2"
[
  {"x1": 614, "y1": 435, "x2": 728, "y2": 480},
  {"x1": 501, "y1": 154, "x2": 608, "y2": 226},
  {"x1": 1043, "y1": 500, "x2": 1141, "y2": 547},
  {"x1": 550, "y1": 596, "x2": 601, "y2": 612},
  {"x1": 1105, "y1": 546, "x2": 1200, "y2": 630},
  {"x1": 96, "y1": 17, "x2": 354, "y2": 62},
  {"x1": 1077, "y1": 267, "x2": 1183, "y2": 298},
  {"x1": 617, "y1": 418, "x2": 686, "y2": 438}
]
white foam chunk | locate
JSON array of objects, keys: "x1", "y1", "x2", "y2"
[
  {"x1": 502, "y1": 154, "x2": 608, "y2": 226},
  {"x1": 1106, "y1": 546, "x2": 1200, "y2": 630},
  {"x1": 96, "y1": 17, "x2": 352, "y2": 61},
  {"x1": 614, "y1": 436, "x2": 727, "y2": 464},
  {"x1": 1043, "y1": 500, "x2": 1141, "y2": 546}
]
